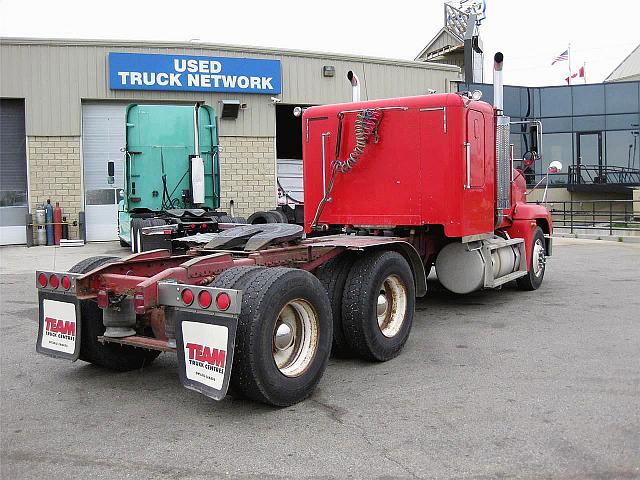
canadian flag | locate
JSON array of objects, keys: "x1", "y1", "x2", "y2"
[{"x1": 565, "y1": 65, "x2": 586, "y2": 84}]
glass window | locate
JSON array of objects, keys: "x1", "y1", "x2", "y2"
[
  {"x1": 0, "y1": 190, "x2": 28, "y2": 207},
  {"x1": 541, "y1": 116, "x2": 573, "y2": 133},
  {"x1": 519, "y1": 86, "x2": 537, "y2": 119},
  {"x1": 572, "y1": 84, "x2": 605, "y2": 115},
  {"x1": 504, "y1": 86, "x2": 522, "y2": 117},
  {"x1": 606, "y1": 113, "x2": 640, "y2": 131},
  {"x1": 606, "y1": 130, "x2": 640, "y2": 169},
  {"x1": 541, "y1": 133, "x2": 572, "y2": 184},
  {"x1": 509, "y1": 133, "x2": 524, "y2": 160},
  {"x1": 86, "y1": 189, "x2": 116, "y2": 205},
  {"x1": 573, "y1": 115, "x2": 605, "y2": 131},
  {"x1": 540, "y1": 87, "x2": 572, "y2": 117},
  {"x1": 605, "y1": 82, "x2": 639, "y2": 114}
]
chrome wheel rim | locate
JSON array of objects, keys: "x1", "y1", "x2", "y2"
[
  {"x1": 532, "y1": 238, "x2": 546, "y2": 277},
  {"x1": 376, "y1": 275, "x2": 408, "y2": 338},
  {"x1": 272, "y1": 299, "x2": 319, "y2": 377}
]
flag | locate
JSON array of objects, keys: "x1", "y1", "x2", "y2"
[
  {"x1": 552, "y1": 49, "x2": 569, "y2": 65},
  {"x1": 565, "y1": 66, "x2": 585, "y2": 84}
]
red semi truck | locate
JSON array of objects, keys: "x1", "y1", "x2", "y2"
[{"x1": 35, "y1": 54, "x2": 555, "y2": 406}]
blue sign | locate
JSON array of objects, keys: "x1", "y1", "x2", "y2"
[{"x1": 109, "y1": 52, "x2": 281, "y2": 94}]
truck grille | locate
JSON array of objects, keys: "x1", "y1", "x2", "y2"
[{"x1": 496, "y1": 116, "x2": 511, "y2": 210}]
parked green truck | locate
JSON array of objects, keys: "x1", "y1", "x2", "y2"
[{"x1": 118, "y1": 103, "x2": 241, "y2": 252}]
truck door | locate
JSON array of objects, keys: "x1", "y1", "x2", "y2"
[
  {"x1": 462, "y1": 108, "x2": 493, "y2": 234},
  {"x1": 466, "y1": 109, "x2": 485, "y2": 188}
]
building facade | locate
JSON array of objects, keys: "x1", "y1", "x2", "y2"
[
  {"x1": 457, "y1": 81, "x2": 640, "y2": 203},
  {"x1": 0, "y1": 38, "x2": 460, "y2": 245}
]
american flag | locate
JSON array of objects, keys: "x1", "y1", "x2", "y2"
[{"x1": 552, "y1": 49, "x2": 569, "y2": 65}]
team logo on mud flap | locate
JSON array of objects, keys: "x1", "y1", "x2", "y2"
[
  {"x1": 41, "y1": 300, "x2": 77, "y2": 354},
  {"x1": 181, "y1": 321, "x2": 228, "y2": 391}
]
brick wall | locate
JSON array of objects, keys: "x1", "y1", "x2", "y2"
[
  {"x1": 218, "y1": 136, "x2": 277, "y2": 218},
  {"x1": 28, "y1": 136, "x2": 81, "y2": 239}
]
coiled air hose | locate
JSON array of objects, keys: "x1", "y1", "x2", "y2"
[{"x1": 310, "y1": 109, "x2": 383, "y2": 229}]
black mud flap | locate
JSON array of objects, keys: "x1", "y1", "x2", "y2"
[
  {"x1": 171, "y1": 308, "x2": 238, "y2": 401},
  {"x1": 36, "y1": 291, "x2": 81, "y2": 361}
]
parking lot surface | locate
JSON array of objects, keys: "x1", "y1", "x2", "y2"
[{"x1": 1, "y1": 238, "x2": 639, "y2": 479}]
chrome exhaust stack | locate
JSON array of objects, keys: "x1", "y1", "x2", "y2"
[
  {"x1": 493, "y1": 52, "x2": 504, "y2": 113},
  {"x1": 347, "y1": 70, "x2": 360, "y2": 102}
]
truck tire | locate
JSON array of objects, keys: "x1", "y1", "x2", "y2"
[
  {"x1": 269, "y1": 209, "x2": 289, "y2": 223},
  {"x1": 214, "y1": 267, "x2": 332, "y2": 406},
  {"x1": 342, "y1": 250, "x2": 415, "y2": 361},
  {"x1": 516, "y1": 226, "x2": 546, "y2": 291},
  {"x1": 69, "y1": 256, "x2": 161, "y2": 371},
  {"x1": 247, "y1": 211, "x2": 278, "y2": 224},
  {"x1": 209, "y1": 265, "x2": 266, "y2": 290},
  {"x1": 315, "y1": 252, "x2": 358, "y2": 357}
]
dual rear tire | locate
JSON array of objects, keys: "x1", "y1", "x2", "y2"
[
  {"x1": 211, "y1": 266, "x2": 333, "y2": 407},
  {"x1": 318, "y1": 250, "x2": 416, "y2": 361}
]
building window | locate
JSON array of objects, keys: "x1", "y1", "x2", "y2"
[
  {"x1": 540, "y1": 87, "x2": 572, "y2": 117},
  {"x1": 605, "y1": 83, "x2": 639, "y2": 114},
  {"x1": 606, "y1": 130, "x2": 640, "y2": 170},
  {"x1": 541, "y1": 133, "x2": 572, "y2": 185},
  {"x1": 572, "y1": 84, "x2": 605, "y2": 116}
]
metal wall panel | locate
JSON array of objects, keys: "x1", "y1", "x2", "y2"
[{"x1": 0, "y1": 39, "x2": 459, "y2": 137}]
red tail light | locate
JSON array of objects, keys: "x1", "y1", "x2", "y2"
[
  {"x1": 49, "y1": 274, "x2": 59, "y2": 289},
  {"x1": 181, "y1": 288, "x2": 194, "y2": 305},
  {"x1": 201, "y1": 224, "x2": 206, "y2": 229},
  {"x1": 38, "y1": 273, "x2": 48, "y2": 288},
  {"x1": 97, "y1": 289, "x2": 109, "y2": 309},
  {"x1": 191, "y1": 223, "x2": 196, "y2": 229},
  {"x1": 134, "y1": 293, "x2": 145, "y2": 314},
  {"x1": 198, "y1": 290, "x2": 212, "y2": 308},
  {"x1": 216, "y1": 292, "x2": 231, "y2": 311},
  {"x1": 61, "y1": 275, "x2": 71, "y2": 290}
]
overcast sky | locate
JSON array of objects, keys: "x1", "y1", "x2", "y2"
[{"x1": 1, "y1": 0, "x2": 638, "y2": 86}]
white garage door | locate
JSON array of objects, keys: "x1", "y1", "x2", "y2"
[
  {"x1": 0, "y1": 99, "x2": 28, "y2": 246},
  {"x1": 82, "y1": 103, "x2": 127, "y2": 241}
]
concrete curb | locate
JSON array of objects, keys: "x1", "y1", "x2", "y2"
[{"x1": 554, "y1": 233, "x2": 640, "y2": 243}]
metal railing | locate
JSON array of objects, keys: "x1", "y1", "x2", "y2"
[
  {"x1": 568, "y1": 165, "x2": 640, "y2": 185},
  {"x1": 546, "y1": 199, "x2": 640, "y2": 235},
  {"x1": 515, "y1": 163, "x2": 640, "y2": 188}
]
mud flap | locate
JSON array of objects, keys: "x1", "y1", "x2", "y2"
[
  {"x1": 172, "y1": 308, "x2": 238, "y2": 401},
  {"x1": 36, "y1": 291, "x2": 81, "y2": 361}
]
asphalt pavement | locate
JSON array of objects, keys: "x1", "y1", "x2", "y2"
[{"x1": 1, "y1": 238, "x2": 639, "y2": 479}]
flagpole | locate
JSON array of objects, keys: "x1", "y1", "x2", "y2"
[
  {"x1": 583, "y1": 62, "x2": 587, "y2": 84},
  {"x1": 567, "y1": 43, "x2": 572, "y2": 85}
]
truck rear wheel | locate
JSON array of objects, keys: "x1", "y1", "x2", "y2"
[
  {"x1": 516, "y1": 226, "x2": 546, "y2": 291},
  {"x1": 342, "y1": 251, "x2": 415, "y2": 361},
  {"x1": 69, "y1": 256, "x2": 161, "y2": 371},
  {"x1": 315, "y1": 252, "x2": 358, "y2": 357},
  {"x1": 213, "y1": 267, "x2": 332, "y2": 406}
]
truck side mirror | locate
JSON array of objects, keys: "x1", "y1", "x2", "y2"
[{"x1": 529, "y1": 124, "x2": 540, "y2": 158}]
